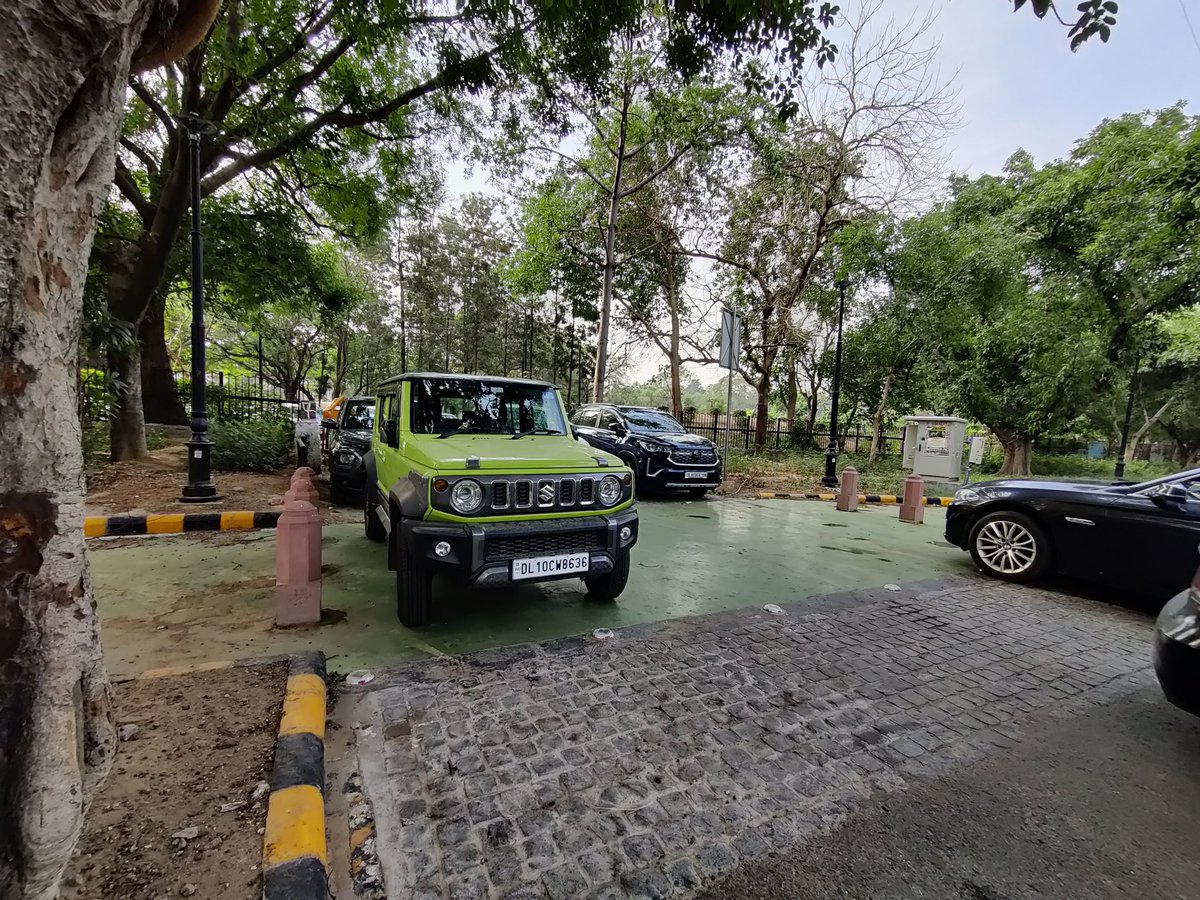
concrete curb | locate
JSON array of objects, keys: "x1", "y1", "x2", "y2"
[
  {"x1": 756, "y1": 491, "x2": 953, "y2": 506},
  {"x1": 263, "y1": 652, "x2": 328, "y2": 900},
  {"x1": 84, "y1": 509, "x2": 281, "y2": 538}
]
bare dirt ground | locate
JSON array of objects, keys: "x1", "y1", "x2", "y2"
[
  {"x1": 86, "y1": 443, "x2": 295, "y2": 516},
  {"x1": 61, "y1": 664, "x2": 287, "y2": 900}
]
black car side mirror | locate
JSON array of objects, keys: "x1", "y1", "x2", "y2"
[
  {"x1": 613, "y1": 424, "x2": 628, "y2": 437},
  {"x1": 321, "y1": 418, "x2": 338, "y2": 430},
  {"x1": 1151, "y1": 483, "x2": 1189, "y2": 507}
]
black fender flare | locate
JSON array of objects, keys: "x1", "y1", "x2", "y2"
[{"x1": 386, "y1": 471, "x2": 430, "y2": 570}]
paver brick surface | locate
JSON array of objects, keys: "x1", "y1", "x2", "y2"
[{"x1": 356, "y1": 577, "x2": 1153, "y2": 899}]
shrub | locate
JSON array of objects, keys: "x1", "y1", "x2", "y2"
[{"x1": 211, "y1": 419, "x2": 291, "y2": 472}]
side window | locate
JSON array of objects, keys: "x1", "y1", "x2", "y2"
[
  {"x1": 572, "y1": 408, "x2": 598, "y2": 427},
  {"x1": 1185, "y1": 478, "x2": 1200, "y2": 502},
  {"x1": 374, "y1": 395, "x2": 387, "y2": 437},
  {"x1": 598, "y1": 410, "x2": 621, "y2": 431}
]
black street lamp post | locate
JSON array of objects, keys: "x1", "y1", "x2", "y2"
[
  {"x1": 821, "y1": 279, "x2": 850, "y2": 489},
  {"x1": 177, "y1": 112, "x2": 220, "y2": 503}
]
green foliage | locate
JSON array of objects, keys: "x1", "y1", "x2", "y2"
[{"x1": 211, "y1": 419, "x2": 293, "y2": 472}]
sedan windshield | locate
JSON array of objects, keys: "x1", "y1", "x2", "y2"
[
  {"x1": 410, "y1": 378, "x2": 566, "y2": 436},
  {"x1": 621, "y1": 409, "x2": 685, "y2": 434}
]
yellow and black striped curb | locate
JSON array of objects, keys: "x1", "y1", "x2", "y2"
[
  {"x1": 756, "y1": 491, "x2": 954, "y2": 506},
  {"x1": 263, "y1": 652, "x2": 328, "y2": 900},
  {"x1": 83, "y1": 510, "x2": 280, "y2": 538}
]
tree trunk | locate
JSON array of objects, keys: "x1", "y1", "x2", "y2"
[
  {"x1": 108, "y1": 344, "x2": 148, "y2": 460},
  {"x1": 995, "y1": 428, "x2": 1033, "y2": 476},
  {"x1": 784, "y1": 366, "x2": 798, "y2": 429},
  {"x1": 139, "y1": 296, "x2": 187, "y2": 425},
  {"x1": 1125, "y1": 396, "x2": 1175, "y2": 463},
  {"x1": 869, "y1": 373, "x2": 892, "y2": 463},
  {"x1": 754, "y1": 373, "x2": 771, "y2": 452},
  {"x1": 591, "y1": 86, "x2": 630, "y2": 403},
  {"x1": 667, "y1": 276, "x2": 683, "y2": 420},
  {"x1": 0, "y1": 2, "x2": 150, "y2": 895}
]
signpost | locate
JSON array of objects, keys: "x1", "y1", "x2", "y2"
[{"x1": 719, "y1": 308, "x2": 741, "y2": 462}]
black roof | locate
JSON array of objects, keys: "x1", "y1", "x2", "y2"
[{"x1": 377, "y1": 371, "x2": 557, "y2": 390}]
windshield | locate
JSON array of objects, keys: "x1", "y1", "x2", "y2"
[
  {"x1": 410, "y1": 377, "x2": 566, "y2": 436},
  {"x1": 621, "y1": 408, "x2": 685, "y2": 434},
  {"x1": 342, "y1": 400, "x2": 374, "y2": 431}
]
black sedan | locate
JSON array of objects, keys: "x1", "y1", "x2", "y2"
[
  {"x1": 1154, "y1": 565, "x2": 1200, "y2": 717},
  {"x1": 944, "y1": 468, "x2": 1200, "y2": 596},
  {"x1": 322, "y1": 396, "x2": 374, "y2": 504},
  {"x1": 569, "y1": 404, "x2": 722, "y2": 496}
]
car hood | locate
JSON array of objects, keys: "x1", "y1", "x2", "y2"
[
  {"x1": 337, "y1": 429, "x2": 372, "y2": 450},
  {"x1": 405, "y1": 433, "x2": 625, "y2": 473},
  {"x1": 630, "y1": 431, "x2": 715, "y2": 449},
  {"x1": 973, "y1": 478, "x2": 1118, "y2": 495}
]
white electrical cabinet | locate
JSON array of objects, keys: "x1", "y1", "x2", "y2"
[{"x1": 902, "y1": 415, "x2": 968, "y2": 481}]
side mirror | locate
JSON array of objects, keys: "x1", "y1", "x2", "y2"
[
  {"x1": 1151, "y1": 483, "x2": 1188, "y2": 508},
  {"x1": 321, "y1": 418, "x2": 338, "y2": 430},
  {"x1": 613, "y1": 424, "x2": 628, "y2": 437}
]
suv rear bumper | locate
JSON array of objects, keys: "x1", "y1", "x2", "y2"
[{"x1": 399, "y1": 508, "x2": 639, "y2": 587}]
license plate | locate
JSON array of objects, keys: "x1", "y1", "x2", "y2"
[
  {"x1": 511, "y1": 552, "x2": 590, "y2": 580},
  {"x1": 685, "y1": 470, "x2": 710, "y2": 480}
]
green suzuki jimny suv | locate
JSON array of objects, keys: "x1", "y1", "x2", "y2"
[{"x1": 364, "y1": 372, "x2": 638, "y2": 626}]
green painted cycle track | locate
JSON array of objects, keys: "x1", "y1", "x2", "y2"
[{"x1": 89, "y1": 497, "x2": 970, "y2": 678}]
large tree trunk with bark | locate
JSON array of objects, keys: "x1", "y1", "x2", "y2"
[
  {"x1": 994, "y1": 426, "x2": 1033, "y2": 476},
  {"x1": 0, "y1": 3, "x2": 151, "y2": 896},
  {"x1": 753, "y1": 372, "x2": 771, "y2": 452},
  {"x1": 139, "y1": 298, "x2": 187, "y2": 425},
  {"x1": 108, "y1": 343, "x2": 148, "y2": 460}
]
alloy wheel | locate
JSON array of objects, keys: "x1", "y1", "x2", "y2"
[{"x1": 975, "y1": 518, "x2": 1037, "y2": 575}]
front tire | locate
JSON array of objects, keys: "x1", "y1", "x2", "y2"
[
  {"x1": 330, "y1": 478, "x2": 348, "y2": 506},
  {"x1": 364, "y1": 486, "x2": 386, "y2": 543},
  {"x1": 584, "y1": 553, "x2": 631, "y2": 601},
  {"x1": 968, "y1": 510, "x2": 1052, "y2": 583},
  {"x1": 396, "y1": 537, "x2": 433, "y2": 627}
]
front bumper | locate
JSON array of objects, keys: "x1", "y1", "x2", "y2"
[
  {"x1": 640, "y1": 458, "x2": 723, "y2": 490},
  {"x1": 1153, "y1": 588, "x2": 1200, "y2": 717},
  {"x1": 400, "y1": 508, "x2": 639, "y2": 587},
  {"x1": 943, "y1": 503, "x2": 974, "y2": 549}
]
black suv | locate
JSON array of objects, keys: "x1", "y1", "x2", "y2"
[
  {"x1": 322, "y1": 396, "x2": 374, "y2": 504},
  {"x1": 570, "y1": 405, "x2": 722, "y2": 496}
]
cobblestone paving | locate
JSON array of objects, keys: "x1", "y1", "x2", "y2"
[{"x1": 354, "y1": 577, "x2": 1154, "y2": 899}]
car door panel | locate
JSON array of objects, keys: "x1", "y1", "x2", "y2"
[
  {"x1": 1095, "y1": 494, "x2": 1200, "y2": 595},
  {"x1": 1032, "y1": 494, "x2": 1116, "y2": 580}
]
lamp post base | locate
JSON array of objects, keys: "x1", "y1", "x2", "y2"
[
  {"x1": 820, "y1": 446, "x2": 840, "y2": 489},
  {"x1": 180, "y1": 438, "x2": 221, "y2": 502}
]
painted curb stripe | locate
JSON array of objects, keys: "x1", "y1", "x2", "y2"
[
  {"x1": 271, "y1": 733, "x2": 325, "y2": 793},
  {"x1": 263, "y1": 857, "x2": 328, "y2": 900},
  {"x1": 756, "y1": 492, "x2": 955, "y2": 506},
  {"x1": 279, "y1": 674, "x2": 327, "y2": 739},
  {"x1": 83, "y1": 509, "x2": 281, "y2": 538},
  {"x1": 263, "y1": 653, "x2": 328, "y2": 900},
  {"x1": 263, "y1": 784, "x2": 328, "y2": 866}
]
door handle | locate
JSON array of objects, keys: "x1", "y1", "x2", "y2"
[{"x1": 1064, "y1": 516, "x2": 1095, "y2": 526}]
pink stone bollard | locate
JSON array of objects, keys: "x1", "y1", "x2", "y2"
[
  {"x1": 286, "y1": 467, "x2": 319, "y2": 506},
  {"x1": 899, "y1": 475, "x2": 925, "y2": 525},
  {"x1": 836, "y1": 466, "x2": 859, "y2": 512},
  {"x1": 275, "y1": 500, "x2": 322, "y2": 626}
]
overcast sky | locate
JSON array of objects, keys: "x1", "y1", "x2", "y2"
[{"x1": 925, "y1": 0, "x2": 1199, "y2": 175}]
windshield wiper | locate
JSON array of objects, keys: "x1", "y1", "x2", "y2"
[
  {"x1": 436, "y1": 427, "x2": 500, "y2": 439},
  {"x1": 510, "y1": 429, "x2": 563, "y2": 440}
]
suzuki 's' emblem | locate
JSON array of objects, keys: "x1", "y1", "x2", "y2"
[{"x1": 539, "y1": 482, "x2": 555, "y2": 504}]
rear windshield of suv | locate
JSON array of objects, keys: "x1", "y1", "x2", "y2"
[
  {"x1": 620, "y1": 409, "x2": 685, "y2": 434},
  {"x1": 410, "y1": 378, "x2": 566, "y2": 436}
]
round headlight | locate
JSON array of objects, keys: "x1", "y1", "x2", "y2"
[
  {"x1": 598, "y1": 475, "x2": 623, "y2": 507},
  {"x1": 450, "y1": 479, "x2": 484, "y2": 513},
  {"x1": 338, "y1": 451, "x2": 357, "y2": 464}
]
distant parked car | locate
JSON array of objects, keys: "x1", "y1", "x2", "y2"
[
  {"x1": 322, "y1": 396, "x2": 374, "y2": 504},
  {"x1": 1154, "y1": 563, "x2": 1200, "y2": 717},
  {"x1": 569, "y1": 404, "x2": 722, "y2": 496},
  {"x1": 944, "y1": 468, "x2": 1200, "y2": 596}
]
